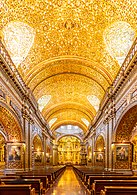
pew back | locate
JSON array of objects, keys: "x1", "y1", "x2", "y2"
[
  {"x1": 0, "y1": 184, "x2": 35, "y2": 195},
  {"x1": 100, "y1": 186, "x2": 137, "y2": 195}
]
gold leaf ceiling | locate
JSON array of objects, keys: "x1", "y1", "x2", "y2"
[{"x1": 1, "y1": 0, "x2": 137, "y2": 134}]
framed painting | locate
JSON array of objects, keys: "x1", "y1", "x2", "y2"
[
  {"x1": 95, "y1": 152, "x2": 104, "y2": 162},
  {"x1": 8, "y1": 145, "x2": 21, "y2": 161},
  {"x1": 94, "y1": 151, "x2": 104, "y2": 164},
  {"x1": 116, "y1": 145, "x2": 129, "y2": 161},
  {"x1": 112, "y1": 142, "x2": 133, "y2": 170},
  {"x1": 34, "y1": 152, "x2": 42, "y2": 163}
]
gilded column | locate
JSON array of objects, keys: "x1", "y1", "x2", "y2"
[
  {"x1": 50, "y1": 140, "x2": 53, "y2": 166},
  {"x1": 43, "y1": 134, "x2": 47, "y2": 167},
  {"x1": 22, "y1": 105, "x2": 33, "y2": 171},
  {"x1": 104, "y1": 118, "x2": 109, "y2": 171},
  {"x1": 80, "y1": 142, "x2": 87, "y2": 165},
  {"x1": 92, "y1": 133, "x2": 96, "y2": 167},
  {"x1": 53, "y1": 144, "x2": 58, "y2": 165},
  {"x1": 22, "y1": 112, "x2": 29, "y2": 171}
]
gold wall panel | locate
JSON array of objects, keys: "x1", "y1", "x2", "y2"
[
  {"x1": 0, "y1": 105, "x2": 22, "y2": 141},
  {"x1": 116, "y1": 105, "x2": 137, "y2": 142}
]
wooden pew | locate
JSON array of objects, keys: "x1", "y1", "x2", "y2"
[
  {"x1": 18, "y1": 166, "x2": 66, "y2": 187},
  {"x1": 92, "y1": 180, "x2": 137, "y2": 195},
  {"x1": 21, "y1": 172, "x2": 53, "y2": 186},
  {"x1": 88, "y1": 175, "x2": 137, "y2": 191},
  {"x1": 73, "y1": 166, "x2": 130, "y2": 185},
  {"x1": 100, "y1": 186, "x2": 137, "y2": 195},
  {"x1": 3, "y1": 165, "x2": 66, "y2": 193},
  {"x1": 21, "y1": 175, "x2": 49, "y2": 192},
  {"x1": 83, "y1": 172, "x2": 126, "y2": 186},
  {"x1": 1, "y1": 178, "x2": 43, "y2": 195},
  {"x1": 0, "y1": 184, "x2": 35, "y2": 195}
]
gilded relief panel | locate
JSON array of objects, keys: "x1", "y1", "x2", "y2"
[
  {"x1": 115, "y1": 105, "x2": 137, "y2": 142},
  {"x1": 0, "y1": 105, "x2": 22, "y2": 141}
]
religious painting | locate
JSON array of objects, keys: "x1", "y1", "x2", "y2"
[
  {"x1": 95, "y1": 152, "x2": 104, "y2": 162},
  {"x1": 116, "y1": 145, "x2": 129, "y2": 161},
  {"x1": 8, "y1": 145, "x2": 21, "y2": 161},
  {"x1": 34, "y1": 152, "x2": 42, "y2": 163}
]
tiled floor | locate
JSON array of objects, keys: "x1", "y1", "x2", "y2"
[{"x1": 46, "y1": 167, "x2": 90, "y2": 195}]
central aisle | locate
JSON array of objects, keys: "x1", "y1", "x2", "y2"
[{"x1": 46, "y1": 167, "x2": 90, "y2": 195}]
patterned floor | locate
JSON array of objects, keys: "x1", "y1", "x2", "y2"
[{"x1": 46, "y1": 167, "x2": 90, "y2": 195}]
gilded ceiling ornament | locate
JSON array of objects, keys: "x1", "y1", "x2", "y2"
[{"x1": 64, "y1": 19, "x2": 75, "y2": 30}]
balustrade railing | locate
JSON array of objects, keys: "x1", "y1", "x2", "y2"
[{"x1": 112, "y1": 37, "x2": 137, "y2": 90}]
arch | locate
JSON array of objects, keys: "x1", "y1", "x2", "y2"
[
  {"x1": 32, "y1": 134, "x2": 43, "y2": 166},
  {"x1": 95, "y1": 135, "x2": 105, "y2": 151},
  {"x1": 25, "y1": 56, "x2": 113, "y2": 86},
  {"x1": 32, "y1": 134, "x2": 43, "y2": 151},
  {"x1": 0, "y1": 102, "x2": 23, "y2": 141},
  {"x1": 114, "y1": 104, "x2": 137, "y2": 142},
  {"x1": 56, "y1": 134, "x2": 83, "y2": 143},
  {"x1": 32, "y1": 72, "x2": 106, "y2": 93},
  {"x1": 44, "y1": 102, "x2": 94, "y2": 121},
  {"x1": 94, "y1": 135, "x2": 105, "y2": 167},
  {"x1": 51, "y1": 120, "x2": 87, "y2": 133}
]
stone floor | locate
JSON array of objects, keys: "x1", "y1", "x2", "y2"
[
  {"x1": 46, "y1": 167, "x2": 90, "y2": 195},
  {"x1": 46, "y1": 167, "x2": 89, "y2": 195}
]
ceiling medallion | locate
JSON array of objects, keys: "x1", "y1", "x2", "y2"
[{"x1": 64, "y1": 19, "x2": 75, "y2": 30}]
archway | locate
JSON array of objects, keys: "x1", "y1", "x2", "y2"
[
  {"x1": 0, "y1": 104, "x2": 23, "y2": 170},
  {"x1": 114, "y1": 105, "x2": 137, "y2": 170},
  {"x1": 58, "y1": 136, "x2": 81, "y2": 165},
  {"x1": 32, "y1": 135, "x2": 43, "y2": 168},
  {"x1": 94, "y1": 135, "x2": 105, "y2": 167},
  {"x1": 0, "y1": 104, "x2": 22, "y2": 141}
]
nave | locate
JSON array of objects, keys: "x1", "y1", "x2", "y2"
[
  {"x1": 0, "y1": 2, "x2": 137, "y2": 195},
  {"x1": 46, "y1": 167, "x2": 89, "y2": 195}
]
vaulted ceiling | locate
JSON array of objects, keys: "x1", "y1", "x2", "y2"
[{"x1": 1, "y1": 0, "x2": 137, "y2": 134}]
